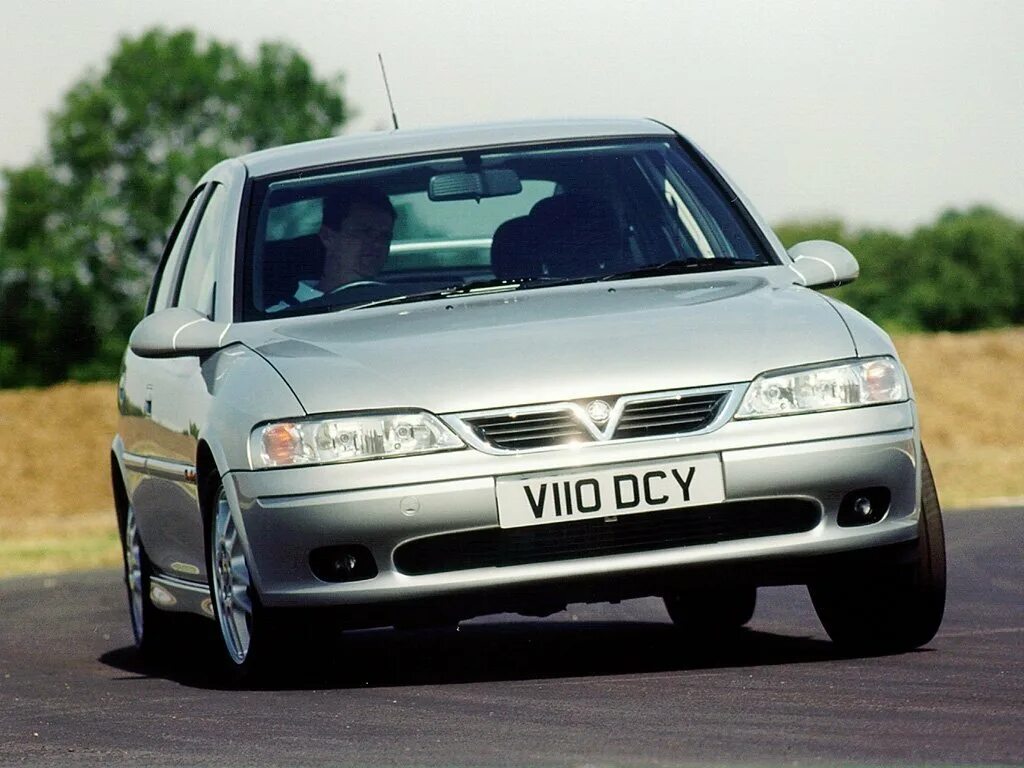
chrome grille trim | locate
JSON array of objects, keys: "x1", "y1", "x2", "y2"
[{"x1": 445, "y1": 384, "x2": 744, "y2": 454}]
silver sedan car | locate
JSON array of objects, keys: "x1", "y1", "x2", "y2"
[{"x1": 112, "y1": 118, "x2": 945, "y2": 679}]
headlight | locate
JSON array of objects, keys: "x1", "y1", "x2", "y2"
[
  {"x1": 250, "y1": 411, "x2": 464, "y2": 468},
  {"x1": 734, "y1": 357, "x2": 908, "y2": 419}
]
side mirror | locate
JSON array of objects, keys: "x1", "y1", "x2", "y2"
[
  {"x1": 129, "y1": 307, "x2": 230, "y2": 358},
  {"x1": 787, "y1": 240, "x2": 859, "y2": 289}
]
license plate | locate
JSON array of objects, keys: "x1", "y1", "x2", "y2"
[{"x1": 496, "y1": 456, "x2": 725, "y2": 529}]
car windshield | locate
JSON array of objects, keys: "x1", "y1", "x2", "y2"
[{"x1": 243, "y1": 137, "x2": 773, "y2": 319}]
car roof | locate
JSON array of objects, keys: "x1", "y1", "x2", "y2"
[{"x1": 238, "y1": 117, "x2": 676, "y2": 178}]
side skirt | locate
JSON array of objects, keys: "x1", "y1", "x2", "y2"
[{"x1": 150, "y1": 573, "x2": 215, "y2": 620}]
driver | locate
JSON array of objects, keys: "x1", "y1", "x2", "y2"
[{"x1": 277, "y1": 184, "x2": 396, "y2": 308}]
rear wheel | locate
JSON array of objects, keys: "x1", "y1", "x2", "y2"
[
  {"x1": 121, "y1": 500, "x2": 182, "y2": 660},
  {"x1": 809, "y1": 450, "x2": 946, "y2": 653},
  {"x1": 663, "y1": 585, "x2": 757, "y2": 633}
]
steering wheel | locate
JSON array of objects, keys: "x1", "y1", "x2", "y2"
[{"x1": 329, "y1": 280, "x2": 385, "y2": 293}]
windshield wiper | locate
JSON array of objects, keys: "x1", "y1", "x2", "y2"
[
  {"x1": 338, "y1": 262, "x2": 763, "y2": 312},
  {"x1": 600, "y1": 258, "x2": 764, "y2": 282},
  {"x1": 349, "y1": 278, "x2": 534, "y2": 310},
  {"x1": 349, "y1": 264, "x2": 721, "y2": 311}
]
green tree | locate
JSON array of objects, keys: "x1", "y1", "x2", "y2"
[
  {"x1": 904, "y1": 207, "x2": 1024, "y2": 330},
  {"x1": 0, "y1": 28, "x2": 348, "y2": 386}
]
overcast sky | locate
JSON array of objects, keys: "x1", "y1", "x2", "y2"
[{"x1": 2, "y1": 0, "x2": 1021, "y2": 229}]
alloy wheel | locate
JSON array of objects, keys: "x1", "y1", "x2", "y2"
[
  {"x1": 212, "y1": 488, "x2": 253, "y2": 664},
  {"x1": 124, "y1": 503, "x2": 145, "y2": 646}
]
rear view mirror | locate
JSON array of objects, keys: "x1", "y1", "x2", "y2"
[
  {"x1": 787, "y1": 240, "x2": 859, "y2": 289},
  {"x1": 429, "y1": 169, "x2": 522, "y2": 201}
]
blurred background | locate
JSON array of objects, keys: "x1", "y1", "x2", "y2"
[
  {"x1": 0, "y1": 0, "x2": 1021, "y2": 574},
  {"x1": 2, "y1": 0, "x2": 1022, "y2": 385}
]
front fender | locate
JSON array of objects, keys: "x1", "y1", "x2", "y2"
[{"x1": 198, "y1": 344, "x2": 306, "y2": 475}]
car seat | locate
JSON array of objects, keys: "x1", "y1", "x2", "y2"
[
  {"x1": 259, "y1": 234, "x2": 324, "y2": 309},
  {"x1": 490, "y1": 215, "x2": 542, "y2": 281},
  {"x1": 529, "y1": 194, "x2": 623, "y2": 279}
]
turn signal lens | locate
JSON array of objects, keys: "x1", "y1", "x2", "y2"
[{"x1": 260, "y1": 423, "x2": 307, "y2": 466}]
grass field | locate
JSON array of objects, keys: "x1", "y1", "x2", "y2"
[{"x1": 1, "y1": 327, "x2": 1022, "y2": 577}]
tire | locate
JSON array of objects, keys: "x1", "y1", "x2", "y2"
[
  {"x1": 121, "y1": 499, "x2": 183, "y2": 661},
  {"x1": 663, "y1": 585, "x2": 757, "y2": 632},
  {"x1": 207, "y1": 480, "x2": 309, "y2": 683},
  {"x1": 207, "y1": 481, "x2": 266, "y2": 681},
  {"x1": 809, "y1": 449, "x2": 946, "y2": 653}
]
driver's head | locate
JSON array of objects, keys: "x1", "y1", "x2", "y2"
[{"x1": 318, "y1": 185, "x2": 396, "y2": 288}]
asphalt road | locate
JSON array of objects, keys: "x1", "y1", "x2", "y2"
[{"x1": 1, "y1": 507, "x2": 1021, "y2": 767}]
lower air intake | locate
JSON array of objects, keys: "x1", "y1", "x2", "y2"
[{"x1": 393, "y1": 499, "x2": 821, "y2": 575}]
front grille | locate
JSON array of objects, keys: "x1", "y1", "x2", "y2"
[
  {"x1": 614, "y1": 394, "x2": 725, "y2": 440},
  {"x1": 467, "y1": 412, "x2": 589, "y2": 450},
  {"x1": 460, "y1": 390, "x2": 729, "y2": 451},
  {"x1": 393, "y1": 499, "x2": 821, "y2": 575}
]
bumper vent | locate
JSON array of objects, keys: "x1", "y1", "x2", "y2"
[{"x1": 393, "y1": 499, "x2": 821, "y2": 576}]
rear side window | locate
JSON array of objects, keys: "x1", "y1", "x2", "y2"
[
  {"x1": 265, "y1": 199, "x2": 322, "y2": 242},
  {"x1": 387, "y1": 181, "x2": 555, "y2": 270},
  {"x1": 149, "y1": 187, "x2": 205, "y2": 314},
  {"x1": 176, "y1": 185, "x2": 227, "y2": 318}
]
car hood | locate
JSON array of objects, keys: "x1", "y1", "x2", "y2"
[{"x1": 241, "y1": 274, "x2": 855, "y2": 415}]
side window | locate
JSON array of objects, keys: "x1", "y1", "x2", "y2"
[
  {"x1": 150, "y1": 187, "x2": 206, "y2": 314},
  {"x1": 176, "y1": 185, "x2": 228, "y2": 318}
]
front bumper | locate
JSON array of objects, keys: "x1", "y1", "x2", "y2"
[{"x1": 226, "y1": 402, "x2": 921, "y2": 611}]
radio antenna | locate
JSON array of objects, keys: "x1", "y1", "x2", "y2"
[{"x1": 377, "y1": 53, "x2": 399, "y2": 130}]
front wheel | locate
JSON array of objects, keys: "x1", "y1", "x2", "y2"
[
  {"x1": 208, "y1": 482, "x2": 283, "y2": 682},
  {"x1": 210, "y1": 484, "x2": 255, "y2": 667},
  {"x1": 207, "y1": 481, "x2": 328, "y2": 683},
  {"x1": 809, "y1": 450, "x2": 946, "y2": 653}
]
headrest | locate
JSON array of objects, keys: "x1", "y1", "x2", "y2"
[
  {"x1": 529, "y1": 194, "x2": 620, "y2": 277},
  {"x1": 491, "y1": 216, "x2": 540, "y2": 280}
]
